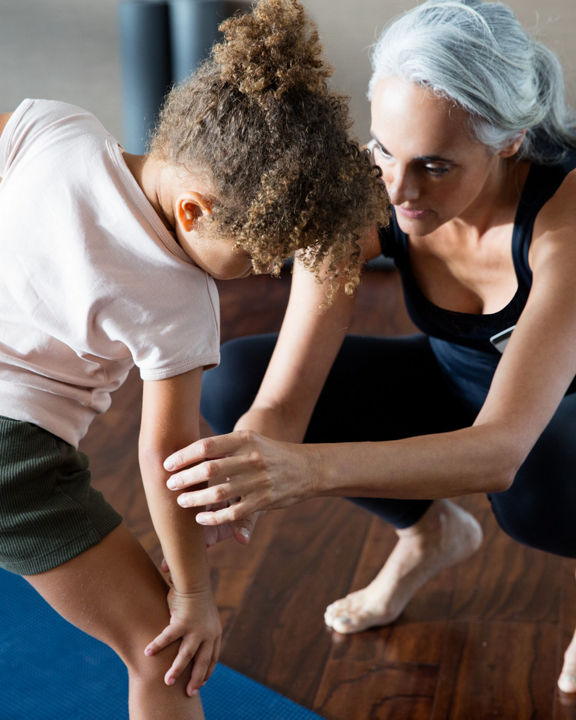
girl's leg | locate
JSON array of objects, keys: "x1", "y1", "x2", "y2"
[
  {"x1": 25, "y1": 523, "x2": 205, "y2": 720},
  {"x1": 203, "y1": 333, "x2": 481, "y2": 631}
]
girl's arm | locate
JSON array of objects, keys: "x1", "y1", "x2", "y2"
[
  {"x1": 165, "y1": 175, "x2": 576, "y2": 519},
  {"x1": 0, "y1": 113, "x2": 12, "y2": 183},
  {"x1": 138, "y1": 368, "x2": 221, "y2": 696},
  {"x1": 0, "y1": 113, "x2": 12, "y2": 137}
]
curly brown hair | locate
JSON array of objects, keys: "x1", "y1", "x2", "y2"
[{"x1": 149, "y1": 0, "x2": 388, "y2": 295}]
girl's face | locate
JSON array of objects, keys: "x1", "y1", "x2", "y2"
[
  {"x1": 176, "y1": 227, "x2": 253, "y2": 280},
  {"x1": 144, "y1": 160, "x2": 253, "y2": 281},
  {"x1": 370, "y1": 75, "x2": 503, "y2": 236}
]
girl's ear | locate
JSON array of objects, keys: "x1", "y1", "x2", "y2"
[
  {"x1": 175, "y1": 193, "x2": 212, "y2": 233},
  {"x1": 498, "y1": 130, "x2": 527, "y2": 159}
]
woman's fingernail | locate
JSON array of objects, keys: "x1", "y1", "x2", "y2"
[
  {"x1": 196, "y1": 513, "x2": 209, "y2": 524},
  {"x1": 166, "y1": 477, "x2": 178, "y2": 490},
  {"x1": 238, "y1": 528, "x2": 251, "y2": 542},
  {"x1": 164, "y1": 456, "x2": 176, "y2": 471}
]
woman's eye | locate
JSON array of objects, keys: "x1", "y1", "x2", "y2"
[
  {"x1": 376, "y1": 144, "x2": 392, "y2": 160},
  {"x1": 425, "y1": 164, "x2": 450, "y2": 176}
]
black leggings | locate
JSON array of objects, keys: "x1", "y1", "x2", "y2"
[{"x1": 201, "y1": 333, "x2": 576, "y2": 558}]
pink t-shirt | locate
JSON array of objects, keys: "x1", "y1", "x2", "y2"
[{"x1": 0, "y1": 99, "x2": 220, "y2": 447}]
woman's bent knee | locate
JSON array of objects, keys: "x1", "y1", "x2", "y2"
[{"x1": 201, "y1": 334, "x2": 277, "y2": 433}]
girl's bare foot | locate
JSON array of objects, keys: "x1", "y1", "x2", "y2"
[
  {"x1": 558, "y1": 573, "x2": 576, "y2": 694},
  {"x1": 324, "y1": 499, "x2": 483, "y2": 634}
]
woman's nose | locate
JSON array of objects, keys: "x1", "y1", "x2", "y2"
[{"x1": 385, "y1": 166, "x2": 419, "y2": 205}]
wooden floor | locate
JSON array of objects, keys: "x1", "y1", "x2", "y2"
[{"x1": 82, "y1": 267, "x2": 576, "y2": 720}]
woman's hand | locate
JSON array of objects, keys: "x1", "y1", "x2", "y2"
[
  {"x1": 144, "y1": 587, "x2": 221, "y2": 696},
  {"x1": 201, "y1": 506, "x2": 259, "y2": 545},
  {"x1": 163, "y1": 430, "x2": 319, "y2": 526}
]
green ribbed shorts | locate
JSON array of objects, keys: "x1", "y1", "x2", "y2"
[{"x1": 0, "y1": 416, "x2": 122, "y2": 575}]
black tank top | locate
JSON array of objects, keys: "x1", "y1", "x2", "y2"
[{"x1": 378, "y1": 152, "x2": 576, "y2": 408}]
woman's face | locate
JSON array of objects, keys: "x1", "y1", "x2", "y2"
[{"x1": 370, "y1": 75, "x2": 501, "y2": 236}]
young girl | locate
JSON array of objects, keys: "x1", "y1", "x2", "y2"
[{"x1": 0, "y1": 1, "x2": 386, "y2": 717}]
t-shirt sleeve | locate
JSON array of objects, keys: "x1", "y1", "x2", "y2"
[
  {"x1": 0, "y1": 99, "x2": 32, "y2": 176},
  {"x1": 138, "y1": 269, "x2": 221, "y2": 380},
  {"x1": 100, "y1": 263, "x2": 221, "y2": 381}
]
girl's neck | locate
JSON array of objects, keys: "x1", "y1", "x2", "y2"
[{"x1": 122, "y1": 152, "x2": 175, "y2": 233}]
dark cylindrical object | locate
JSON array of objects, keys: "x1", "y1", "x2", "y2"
[
  {"x1": 118, "y1": 1, "x2": 173, "y2": 153},
  {"x1": 169, "y1": 0, "x2": 244, "y2": 85}
]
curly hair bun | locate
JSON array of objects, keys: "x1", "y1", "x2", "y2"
[{"x1": 213, "y1": 0, "x2": 332, "y2": 100}]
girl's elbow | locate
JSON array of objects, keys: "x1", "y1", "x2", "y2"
[{"x1": 138, "y1": 443, "x2": 165, "y2": 474}]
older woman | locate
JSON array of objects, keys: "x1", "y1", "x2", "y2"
[{"x1": 165, "y1": 0, "x2": 576, "y2": 693}]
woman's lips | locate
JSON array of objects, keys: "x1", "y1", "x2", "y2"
[{"x1": 397, "y1": 206, "x2": 429, "y2": 219}]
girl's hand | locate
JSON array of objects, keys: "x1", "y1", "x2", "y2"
[
  {"x1": 144, "y1": 587, "x2": 222, "y2": 696},
  {"x1": 163, "y1": 430, "x2": 318, "y2": 526}
]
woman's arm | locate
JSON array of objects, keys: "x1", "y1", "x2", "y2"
[
  {"x1": 233, "y1": 225, "x2": 382, "y2": 441},
  {"x1": 165, "y1": 177, "x2": 576, "y2": 520},
  {"x1": 138, "y1": 368, "x2": 221, "y2": 695}
]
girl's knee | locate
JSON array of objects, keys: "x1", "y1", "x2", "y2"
[{"x1": 124, "y1": 643, "x2": 173, "y2": 685}]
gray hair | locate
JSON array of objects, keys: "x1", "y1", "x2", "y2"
[{"x1": 369, "y1": 0, "x2": 576, "y2": 163}]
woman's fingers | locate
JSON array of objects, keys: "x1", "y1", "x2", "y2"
[
  {"x1": 167, "y1": 452, "x2": 255, "y2": 491},
  {"x1": 164, "y1": 431, "x2": 252, "y2": 473},
  {"x1": 233, "y1": 511, "x2": 261, "y2": 544},
  {"x1": 175, "y1": 479, "x2": 245, "y2": 508},
  {"x1": 165, "y1": 431, "x2": 314, "y2": 525},
  {"x1": 195, "y1": 497, "x2": 257, "y2": 526}
]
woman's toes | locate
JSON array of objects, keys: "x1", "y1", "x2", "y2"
[
  {"x1": 324, "y1": 593, "x2": 385, "y2": 634},
  {"x1": 558, "y1": 669, "x2": 576, "y2": 694},
  {"x1": 324, "y1": 599, "x2": 358, "y2": 632},
  {"x1": 324, "y1": 600, "x2": 347, "y2": 627}
]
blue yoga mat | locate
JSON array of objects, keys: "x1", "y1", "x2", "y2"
[{"x1": 0, "y1": 569, "x2": 323, "y2": 719}]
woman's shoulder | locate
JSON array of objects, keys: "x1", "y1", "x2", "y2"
[
  {"x1": 531, "y1": 163, "x2": 576, "y2": 264},
  {"x1": 541, "y1": 165, "x2": 576, "y2": 210}
]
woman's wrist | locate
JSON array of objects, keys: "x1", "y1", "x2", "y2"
[
  {"x1": 237, "y1": 404, "x2": 307, "y2": 443},
  {"x1": 302, "y1": 443, "x2": 331, "y2": 498}
]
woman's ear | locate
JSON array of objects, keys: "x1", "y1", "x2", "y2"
[
  {"x1": 499, "y1": 130, "x2": 527, "y2": 158},
  {"x1": 175, "y1": 193, "x2": 212, "y2": 233}
]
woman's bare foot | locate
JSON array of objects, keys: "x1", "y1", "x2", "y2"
[
  {"x1": 324, "y1": 499, "x2": 483, "y2": 634},
  {"x1": 558, "y1": 572, "x2": 576, "y2": 694}
]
